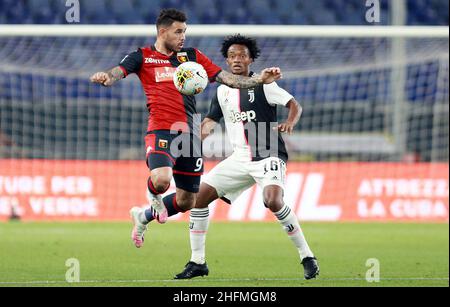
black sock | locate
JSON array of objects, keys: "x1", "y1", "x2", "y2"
[{"x1": 144, "y1": 193, "x2": 185, "y2": 222}]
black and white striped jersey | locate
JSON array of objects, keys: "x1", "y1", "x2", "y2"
[{"x1": 207, "y1": 75, "x2": 293, "y2": 163}]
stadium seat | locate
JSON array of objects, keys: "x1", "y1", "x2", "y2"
[
  {"x1": 191, "y1": 0, "x2": 219, "y2": 24},
  {"x1": 79, "y1": 0, "x2": 111, "y2": 24},
  {"x1": 0, "y1": 0, "x2": 447, "y2": 25},
  {"x1": 275, "y1": 0, "x2": 298, "y2": 24},
  {"x1": 5, "y1": 0, "x2": 29, "y2": 24},
  {"x1": 27, "y1": 0, "x2": 53, "y2": 14},
  {"x1": 248, "y1": 0, "x2": 280, "y2": 24},
  {"x1": 109, "y1": 0, "x2": 143, "y2": 24},
  {"x1": 135, "y1": 0, "x2": 163, "y2": 23},
  {"x1": 220, "y1": 0, "x2": 250, "y2": 23},
  {"x1": 135, "y1": 0, "x2": 164, "y2": 11}
]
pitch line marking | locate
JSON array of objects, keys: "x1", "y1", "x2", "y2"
[{"x1": 0, "y1": 277, "x2": 448, "y2": 285}]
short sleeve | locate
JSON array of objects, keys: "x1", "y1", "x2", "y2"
[
  {"x1": 119, "y1": 49, "x2": 143, "y2": 77},
  {"x1": 206, "y1": 92, "x2": 223, "y2": 122},
  {"x1": 195, "y1": 49, "x2": 222, "y2": 82},
  {"x1": 263, "y1": 82, "x2": 294, "y2": 107}
]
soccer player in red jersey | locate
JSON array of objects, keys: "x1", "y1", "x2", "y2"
[{"x1": 90, "y1": 9, "x2": 282, "y2": 248}]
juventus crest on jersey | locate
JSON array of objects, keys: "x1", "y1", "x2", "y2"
[{"x1": 207, "y1": 76, "x2": 293, "y2": 163}]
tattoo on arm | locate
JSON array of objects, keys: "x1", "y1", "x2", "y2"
[
  {"x1": 107, "y1": 66, "x2": 125, "y2": 84},
  {"x1": 215, "y1": 71, "x2": 262, "y2": 89}
]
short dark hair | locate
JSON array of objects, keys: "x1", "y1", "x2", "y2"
[
  {"x1": 221, "y1": 34, "x2": 261, "y2": 60},
  {"x1": 156, "y1": 8, "x2": 187, "y2": 29}
]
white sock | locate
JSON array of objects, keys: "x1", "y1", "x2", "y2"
[
  {"x1": 189, "y1": 208, "x2": 210, "y2": 265},
  {"x1": 137, "y1": 209, "x2": 149, "y2": 225},
  {"x1": 274, "y1": 205, "x2": 314, "y2": 261}
]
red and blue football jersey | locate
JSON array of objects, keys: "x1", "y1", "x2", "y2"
[{"x1": 119, "y1": 46, "x2": 222, "y2": 133}]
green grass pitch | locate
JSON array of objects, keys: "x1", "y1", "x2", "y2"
[{"x1": 0, "y1": 222, "x2": 448, "y2": 287}]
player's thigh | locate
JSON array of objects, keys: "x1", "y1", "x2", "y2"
[
  {"x1": 173, "y1": 156, "x2": 204, "y2": 193},
  {"x1": 145, "y1": 131, "x2": 176, "y2": 172},
  {"x1": 146, "y1": 152, "x2": 175, "y2": 189},
  {"x1": 173, "y1": 173, "x2": 201, "y2": 195},
  {"x1": 173, "y1": 155, "x2": 204, "y2": 176},
  {"x1": 250, "y1": 157, "x2": 287, "y2": 191},
  {"x1": 202, "y1": 157, "x2": 255, "y2": 202}
]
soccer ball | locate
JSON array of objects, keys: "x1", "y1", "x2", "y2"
[{"x1": 173, "y1": 61, "x2": 208, "y2": 95}]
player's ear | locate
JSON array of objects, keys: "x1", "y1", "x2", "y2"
[{"x1": 158, "y1": 27, "x2": 166, "y2": 37}]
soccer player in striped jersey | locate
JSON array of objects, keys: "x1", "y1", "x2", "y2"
[
  {"x1": 175, "y1": 35, "x2": 319, "y2": 280},
  {"x1": 90, "y1": 9, "x2": 282, "y2": 249}
]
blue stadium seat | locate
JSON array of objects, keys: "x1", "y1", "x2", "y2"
[
  {"x1": 79, "y1": 0, "x2": 111, "y2": 24},
  {"x1": 191, "y1": 0, "x2": 220, "y2": 24},
  {"x1": 110, "y1": 0, "x2": 143, "y2": 24},
  {"x1": 27, "y1": 0, "x2": 53, "y2": 14},
  {"x1": 136, "y1": 0, "x2": 164, "y2": 10},
  {"x1": 275, "y1": 0, "x2": 297, "y2": 15},
  {"x1": 274, "y1": 4, "x2": 305, "y2": 24},
  {"x1": 135, "y1": 0, "x2": 164, "y2": 23},
  {"x1": 220, "y1": 0, "x2": 249, "y2": 23},
  {"x1": 248, "y1": 0, "x2": 280, "y2": 24},
  {"x1": 159, "y1": 0, "x2": 185, "y2": 11},
  {"x1": 49, "y1": 0, "x2": 69, "y2": 24},
  {"x1": 5, "y1": 0, "x2": 29, "y2": 24},
  {"x1": 0, "y1": 0, "x2": 448, "y2": 25}
]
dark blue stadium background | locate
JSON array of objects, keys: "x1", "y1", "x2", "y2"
[
  {"x1": 0, "y1": 0, "x2": 448, "y2": 162},
  {"x1": 0, "y1": 0, "x2": 448, "y2": 25}
]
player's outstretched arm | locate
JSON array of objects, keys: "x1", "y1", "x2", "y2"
[
  {"x1": 90, "y1": 66, "x2": 125, "y2": 87},
  {"x1": 201, "y1": 118, "x2": 218, "y2": 141},
  {"x1": 215, "y1": 67, "x2": 282, "y2": 89},
  {"x1": 274, "y1": 99, "x2": 302, "y2": 135}
]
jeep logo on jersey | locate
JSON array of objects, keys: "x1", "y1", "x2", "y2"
[
  {"x1": 229, "y1": 110, "x2": 256, "y2": 123},
  {"x1": 177, "y1": 52, "x2": 189, "y2": 63},
  {"x1": 155, "y1": 67, "x2": 176, "y2": 83}
]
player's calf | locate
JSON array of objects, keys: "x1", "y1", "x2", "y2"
[
  {"x1": 174, "y1": 189, "x2": 197, "y2": 212},
  {"x1": 140, "y1": 193, "x2": 189, "y2": 226}
]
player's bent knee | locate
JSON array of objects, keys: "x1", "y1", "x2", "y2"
[
  {"x1": 264, "y1": 198, "x2": 284, "y2": 212},
  {"x1": 149, "y1": 176, "x2": 171, "y2": 194},
  {"x1": 154, "y1": 181, "x2": 170, "y2": 193}
]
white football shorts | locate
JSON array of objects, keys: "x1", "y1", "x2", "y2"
[{"x1": 203, "y1": 154, "x2": 286, "y2": 203}]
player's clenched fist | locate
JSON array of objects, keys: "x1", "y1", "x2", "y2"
[
  {"x1": 260, "y1": 67, "x2": 282, "y2": 84},
  {"x1": 90, "y1": 72, "x2": 113, "y2": 87}
]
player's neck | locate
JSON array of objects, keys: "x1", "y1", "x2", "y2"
[
  {"x1": 234, "y1": 71, "x2": 250, "y2": 77},
  {"x1": 154, "y1": 40, "x2": 174, "y2": 57}
]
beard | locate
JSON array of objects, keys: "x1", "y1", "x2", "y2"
[{"x1": 165, "y1": 42, "x2": 181, "y2": 53}]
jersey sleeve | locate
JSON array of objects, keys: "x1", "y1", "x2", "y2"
[
  {"x1": 206, "y1": 92, "x2": 223, "y2": 122},
  {"x1": 118, "y1": 49, "x2": 143, "y2": 77},
  {"x1": 263, "y1": 82, "x2": 294, "y2": 107},
  {"x1": 195, "y1": 49, "x2": 222, "y2": 83}
]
